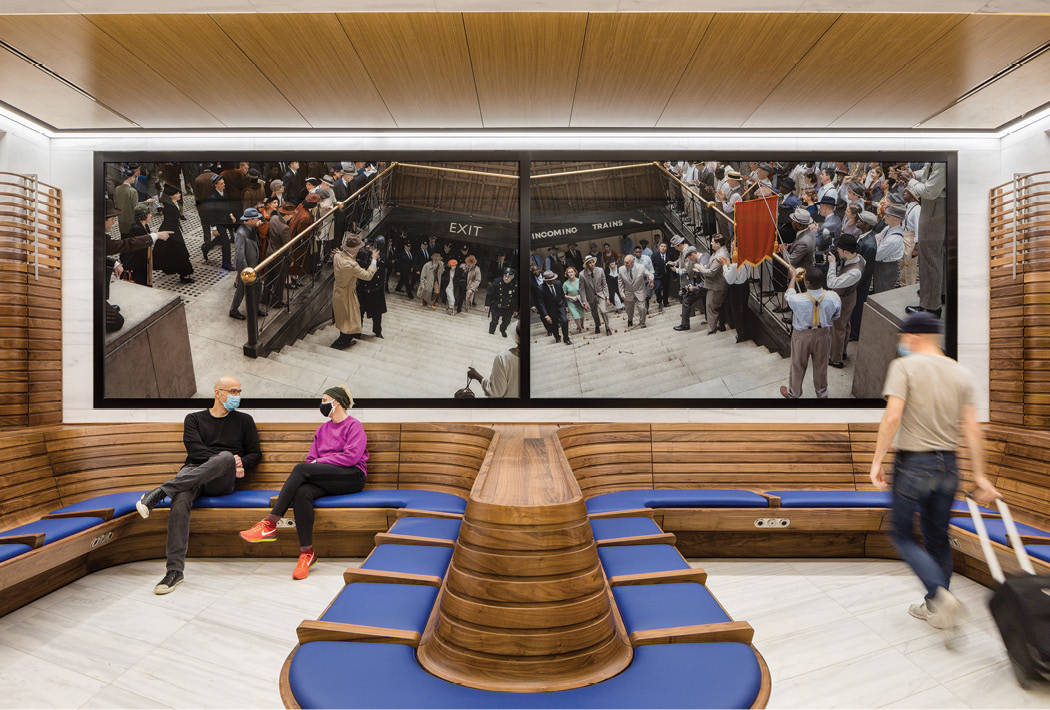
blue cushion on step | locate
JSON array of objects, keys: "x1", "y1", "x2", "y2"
[
  {"x1": 361, "y1": 544, "x2": 454, "y2": 579},
  {"x1": 314, "y1": 489, "x2": 466, "y2": 515},
  {"x1": 950, "y1": 517, "x2": 1050, "y2": 545},
  {"x1": 613, "y1": 582, "x2": 732, "y2": 634},
  {"x1": 1026, "y1": 546, "x2": 1050, "y2": 564},
  {"x1": 0, "y1": 544, "x2": 33, "y2": 562},
  {"x1": 768, "y1": 490, "x2": 891, "y2": 508},
  {"x1": 385, "y1": 516, "x2": 461, "y2": 541},
  {"x1": 586, "y1": 489, "x2": 768, "y2": 514},
  {"x1": 289, "y1": 641, "x2": 763, "y2": 709},
  {"x1": 319, "y1": 582, "x2": 439, "y2": 633},
  {"x1": 597, "y1": 544, "x2": 690, "y2": 578},
  {"x1": 0, "y1": 517, "x2": 105, "y2": 545},
  {"x1": 48, "y1": 491, "x2": 145, "y2": 518},
  {"x1": 590, "y1": 517, "x2": 664, "y2": 541}
]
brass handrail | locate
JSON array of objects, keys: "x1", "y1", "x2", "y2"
[
  {"x1": 241, "y1": 161, "x2": 399, "y2": 284},
  {"x1": 530, "y1": 162, "x2": 655, "y2": 179},
  {"x1": 397, "y1": 162, "x2": 519, "y2": 180}
]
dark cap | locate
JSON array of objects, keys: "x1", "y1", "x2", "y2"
[
  {"x1": 758, "y1": 162, "x2": 773, "y2": 173},
  {"x1": 247, "y1": 168, "x2": 261, "y2": 181},
  {"x1": 104, "y1": 198, "x2": 120, "y2": 218},
  {"x1": 818, "y1": 195, "x2": 838, "y2": 207},
  {"x1": 836, "y1": 234, "x2": 858, "y2": 252},
  {"x1": 779, "y1": 177, "x2": 796, "y2": 191},
  {"x1": 503, "y1": 267, "x2": 517, "y2": 277},
  {"x1": 847, "y1": 182, "x2": 866, "y2": 196},
  {"x1": 211, "y1": 174, "x2": 223, "y2": 183},
  {"x1": 305, "y1": 177, "x2": 320, "y2": 186},
  {"x1": 888, "y1": 193, "x2": 905, "y2": 204},
  {"x1": 901, "y1": 312, "x2": 943, "y2": 335},
  {"x1": 884, "y1": 204, "x2": 906, "y2": 220}
]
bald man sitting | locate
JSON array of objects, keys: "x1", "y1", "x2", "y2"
[{"x1": 135, "y1": 377, "x2": 261, "y2": 594}]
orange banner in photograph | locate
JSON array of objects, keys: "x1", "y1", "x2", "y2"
[{"x1": 733, "y1": 194, "x2": 779, "y2": 267}]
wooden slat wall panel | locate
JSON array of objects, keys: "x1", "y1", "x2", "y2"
[
  {"x1": 0, "y1": 14, "x2": 222, "y2": 128},
  {"x1": 0, "y1": 174, "x2": 62, "y2": 430},
  {"x1": 463, "y1": 13, "x2": 587, "y2": 128},
  {"x1": 846, "y1": 423, "x2": 992, "y2": 492},
  {"x1": 397, "y1": 424, "x2": 494, "y2": 498},
  {"x1": 652, "y1": 424, "x2": 854, "y2": 490},
  {"x1": 557, "y1": 424, "x2": 653, "y2": 497},
  {"x1": 210, "y1": 13, "x2": 395, "y2": 128},
  {"x1": 834, "y1": 15, "x2": 1050, "y2": 129},
  {"x1": 744, "y1": 14, "x2": 965, "y2": 129},
  {"x1": 570, "y1": 13, "x2": 713, "y2": 128},
  {"x1": 337, "y1": 13, "x2": 482, "y2": 128},
  {"x1": 85, "y1": 14, "x2": 309, "y2": 128},
  {"x1": 658, "y1": 13, "x2": 839, "y2": 128}
]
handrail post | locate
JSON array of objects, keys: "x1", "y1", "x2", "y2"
[
  {"x1": 29, "y1": 174, "x2": 39, "y2": 281},
  {"x1": 242, "y1": 267, "x2": 259, "y2": 358},
  {"x1": 1012, "y1": 173, "x2": 1020, "y2": 281}
]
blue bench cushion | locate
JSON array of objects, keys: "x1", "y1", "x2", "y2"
[
  {"x1": 586, "y1": 489, "x2": 769, "y2": 515},
  {"x1": 289, "y1": 641, "x2": 763, "y2": 709},
  {"x1": 319, "y1": 582, "x2": 439, "y2": 633},
  {"x1": 1026, "y1": 546, "x2": 1050, "y2": 564},
  {"x1": 314, "y1": 489, "x2": 467, "y2": 515},
  {"x1": 191, "y1": 489, "x2": 279, "y2": 508},
  {"x1": 590, "y1": 517, "x2": 663, "y2": 542},
  {"x1": 0, "y1": 544, "x2": 33, "y2": 563},
  {"x1": 597, "y1": 544, "x2": 690, "y2": 578},
  {"x1": 386, "y1": 516, "x2": 461, "y2": 541},
  {"x1": 1, "y1": 517, "x2": 105, "y2": 545},
  {"x1": 612, "y1": 583, "x2": 732, "y2": 634},
  {"x1": 951, "y1": 517, "x2": 1050, "y2": 545},
  {"x1": 48, "y1": 491, "x2": 145, "y2": 518},
  {"x1": 361, "y1": 544, "x2": 454, "y2": 579},
  {"x1": 768, "y1": 490, "x2": 891, "y2": 508}
]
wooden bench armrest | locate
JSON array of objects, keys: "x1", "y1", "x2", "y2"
[
  {"x1": 948, "y1": 510, "x2": 1001, "y2": 519},
  {"x1": 41, "y1": 508, "x2": 115, "y2": 522},
  {"x1": 609, "y1": 568, "x2": 707, "y2": 586},
  {"x1": 596, "y1": 532, "x2": 676, "y2": 547},
  {"x1": 753, "y1": 492, "x2": 781, "y2": 508},
  {"x1": 0, "y1": 533, "x2": 46, "y2": 549},
  {"x1": 295, "y1": 620, "x2": 420, "y2": 646},
  {"x1": 373, "y1": 532, "x2": 456, "y2": 548},
  {"x1": 629, "y1": 620, "x2": 755, "y2": 647},
  {"x1": 343, "y1": 567, "x2": 443, "y2": 587},
  {"x1": 1020, "y1": 535, "x2": 1050, "y2": 546}
]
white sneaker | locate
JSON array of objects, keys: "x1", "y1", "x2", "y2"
[
  {"x1": 909, "y1": 601, "x2": 932, "y2": 622},
  {"x1": 927, "y1": 588, "x2": 965, "y2": 630}
]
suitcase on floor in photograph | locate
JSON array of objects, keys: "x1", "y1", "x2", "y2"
[{"x1": 965, "y1": 496, "x2": 1050, "y2": 688}]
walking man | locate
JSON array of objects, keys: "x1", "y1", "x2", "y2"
[
  {"x1": 868, "y1": 313, "x2": 1000, "y2": 631},
  {"x1": 618, "y1": 254, "x2": 653, "y2": 329}
]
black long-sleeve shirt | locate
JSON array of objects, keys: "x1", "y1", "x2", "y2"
[{"x1": 183, "y1": 410, "x2": 261, "y2": 469}]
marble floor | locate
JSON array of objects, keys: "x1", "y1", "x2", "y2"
[{"x1": 1, "y1": 557, "x2": 1049, "y2": 709}]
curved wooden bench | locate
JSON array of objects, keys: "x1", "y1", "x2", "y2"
[{"x1": 0, "y1": 422, "x2": 495, "y2": 616}]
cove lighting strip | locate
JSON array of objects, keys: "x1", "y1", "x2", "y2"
[{"x1": 3, "y1": 102, "x2": 1049, "y2": 143}]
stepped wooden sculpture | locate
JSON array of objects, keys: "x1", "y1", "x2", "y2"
[{"x1": 416, "y1": 424, "x2": 633, "y2": 691}]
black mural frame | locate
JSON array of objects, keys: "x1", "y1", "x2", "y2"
[{"x1": 93, "y1": 149, "x2": 957, "y2": 409}]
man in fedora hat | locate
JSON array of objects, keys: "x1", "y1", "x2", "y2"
[
  {"x1": 241, "y1": 168, "x2": 265, "y2": 212},
  {"x1": 262, "y1": 202, "x2": 296, "y2": 307},
  {"x1": 826, "y1": 233, "x2": 866, "y2": 369},
  {"x1": 229, "y1": 208, "x2": 267, "y2": 321},
  {"x1": 873, "y1": 205, "x2": 907, "y2": 293},
  {"x1": 774, "y1": 208, "x2": 818, "y2": 315},
  {"x1": 202, "y1": 174, "x2": 236, "y2": 271},
  {"x1": 715, "y1": 169, "x2": 745, "y2": 238},
  {"x1": 618, "y1": 254, "x2": 653, "y2": 329},
  {"x1": 536, "y1": 270, "x2": 571, "y2": 345},
  {"x1": 221, "y1": 162, "x2": 251, "y2": 204},
  {"x1": 580, "y1": 254, "x2": 612, "y2": 336}
]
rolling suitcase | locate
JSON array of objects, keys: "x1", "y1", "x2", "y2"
[{"x1": 965, "y1": 496, "x2": 1050, "y2": 688}]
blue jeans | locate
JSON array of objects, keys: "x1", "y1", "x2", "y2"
[{"x1": 890, "y1": 450, "x2": 958, "y2": 601}]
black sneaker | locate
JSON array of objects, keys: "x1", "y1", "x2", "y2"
[
  {"x1": 136, "y1": 487, "x2": 166, "y2": 519},
  {"x1": 154, "y1": 570, "x2": 183, "y2": 595}
]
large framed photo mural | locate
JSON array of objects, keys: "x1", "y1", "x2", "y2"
[{"x1": 94, "y1": 151, "x2": 955, "y2": 408}]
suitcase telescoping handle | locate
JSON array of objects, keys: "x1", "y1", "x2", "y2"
[{"x1": 964, "y1": 494, "x2": 1036, "y2": 583}]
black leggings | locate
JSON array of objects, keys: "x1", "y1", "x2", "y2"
[{"x1": 270, "y1": 462, "x2": 366, "y2": 547}]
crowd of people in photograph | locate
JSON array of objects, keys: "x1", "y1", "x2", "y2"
[{"x1": 529, "y1": 159, "x2": 946, "y2": 399}]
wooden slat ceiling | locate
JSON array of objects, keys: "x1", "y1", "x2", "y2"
[{"x1": 0, "y1": 12, "x2": 1048, "y2": 131}]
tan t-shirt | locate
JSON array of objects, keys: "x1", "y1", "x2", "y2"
[{"x1": 881, "y1": 353, "x2": 974, "y2": 452}]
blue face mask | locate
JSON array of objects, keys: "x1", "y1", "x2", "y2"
[
  {"x1": 897, "y1": 343, "x2": 911, "y2": 358},
  {"x1": 223, "y1": 394, "x2": 241, "y2": 411}
]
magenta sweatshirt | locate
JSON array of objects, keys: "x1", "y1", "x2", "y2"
[{"x1": 306, "y1": 416, "x2": 369, "y2": 473}]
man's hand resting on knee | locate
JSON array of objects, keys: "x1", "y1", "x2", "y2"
[{"x1": 234, "y1": 454, "x2": 244, "y2": 478}]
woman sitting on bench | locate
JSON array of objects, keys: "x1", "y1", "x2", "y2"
[{"x1": 239, "y1": 385, "x2": 368, "y2": 579}]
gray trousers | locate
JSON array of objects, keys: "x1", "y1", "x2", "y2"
[
  {"x1": 831, "y1": 289, "x2": 857, "y2": 363},
  {"x1": 586, "y1": 298, "x2": 609, "y2": 331},
  {"x1": 680, "y1": 288, "x2": 703, "y2": 327},
  {"x1": 918, "y1": 196, "x2": 946, "y2": 310},
  {"x1": 788, "y1": 327, "x2": 831, "y2": 399},
  {"x1": 160, "y1": 451, "x2": 237, "y2": 572},
  {"x1": 705, "y1": 288, "x2": 727, "y2": 334},
  {"x1": 623, "y1": 292, "x2": 647, "y2": 325},
  {"x1": 872, "y1": 261, "x2": 899, "y2": 294}
]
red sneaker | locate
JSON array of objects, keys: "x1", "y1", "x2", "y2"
[
  {"x1": 239, "y1": 519, "x2": 277, "y2": 543},
  {"x1": 292, "y1": 551, "x2": 317, "y2": 580}
]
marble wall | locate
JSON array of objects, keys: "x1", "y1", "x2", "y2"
[{"x1": 0, "y1": 125, "x2": 1010, "y2": 424}]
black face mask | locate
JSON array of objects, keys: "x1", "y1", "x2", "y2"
[{"x1": 319, "y1": 401, "x2": 334, "y2": 418}]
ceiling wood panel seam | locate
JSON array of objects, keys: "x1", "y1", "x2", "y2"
[
  {"x1": 566, "y1": 13, "x2": 591, "y2": 128},
  {"x1": 653, "y1": 15, "x2": 715, "y2": 128},
  {"x1": 737, "y1": 13, "x2": 842, "y2": 128},
  {"x1": 207, "y1": 14, "x2": 311, "y2": 127},
  {"x1": 459, "y1": 13, "x2": 487, "y2": 128},
  {"x1": 827, "y1": 14, "x2": 967, "y2": 130},
  {"x1": 0, "y1": 38, "x2": 140, "y2": 128},
  {"x1": 334, "y1": 13, "x2": 398, "y2": 128},
  {"x1": 82, "y1": 14, "x2": 228, "y2": 128}
]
